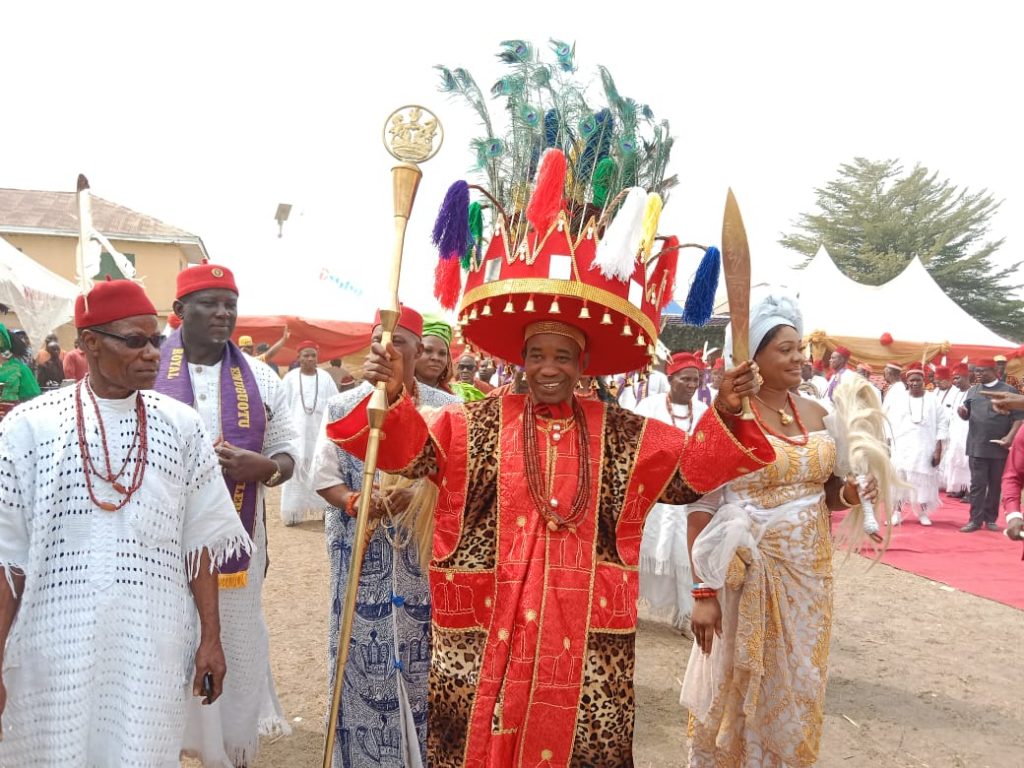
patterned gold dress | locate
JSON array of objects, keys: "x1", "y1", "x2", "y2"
[{"x1": 682, "y1": 431, "x2": 836, "y2": 767}]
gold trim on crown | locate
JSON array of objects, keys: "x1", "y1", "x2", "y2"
[{"x1": 460, "y1": 278, "x2": 657, "y2": 344}]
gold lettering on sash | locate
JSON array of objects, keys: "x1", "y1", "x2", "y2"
[
  {"x1": 230, "y1": 366, "x2": 251, "y2": 428},
  {"x1": 167, "y1": 348, "x2": 184, "y2": 379},
  {"x1": 231, "y1": 482, "x2": 246, "y2": 514}
]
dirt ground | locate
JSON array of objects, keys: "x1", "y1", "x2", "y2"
[{"x1": 210, "y1": 490, "x2": 1023, "y2": 767}]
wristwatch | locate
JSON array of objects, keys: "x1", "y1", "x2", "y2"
[{"x1": 263, "y1": 464, "x2": 283, "y2": 487}]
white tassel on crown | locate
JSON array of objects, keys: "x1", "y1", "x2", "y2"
[{"x1": 593, "y1": 186, "x2": 647, "y2": 282}]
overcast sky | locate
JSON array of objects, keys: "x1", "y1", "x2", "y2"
[{"x1": 3, "y1": 0, "x2": 1019, "y2": 319}]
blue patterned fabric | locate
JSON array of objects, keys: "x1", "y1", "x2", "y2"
[{"x1": 323, "y1": 382, "x2": 459, "y2": 768}]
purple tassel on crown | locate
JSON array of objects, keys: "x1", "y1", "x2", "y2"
[{"x1": 432, "y1": 180, "x2": 470, "y2": 260}]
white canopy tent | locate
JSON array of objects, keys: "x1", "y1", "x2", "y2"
[
  {"x1": 0, "y1": 236, "x2": 79, "y2": 346},
  {"x1": 793, "y1": 246, "x2": 1015, "y2": 348}
]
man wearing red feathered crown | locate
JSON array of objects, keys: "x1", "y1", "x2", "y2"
[{"x1": 327, "y1": 41, "x2": 774, "y2": 768}]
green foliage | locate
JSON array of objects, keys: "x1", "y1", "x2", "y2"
[
  {"x1": 659, "y1": 323, "x2": 725, "y2": 355},
  {"x1": 780, "y1": 158, "x2": 1023, "y2": 341}
]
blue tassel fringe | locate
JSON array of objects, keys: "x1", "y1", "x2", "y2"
[{"x1": 683, "y1": 246, "x2": 721, "y2": 326}]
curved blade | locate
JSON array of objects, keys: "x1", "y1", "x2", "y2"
[{"x1": 722, "y1": 188, "x2": 751, "y2": 364}]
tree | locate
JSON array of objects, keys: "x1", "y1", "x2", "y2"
[{"x1": 780, "y1": 158, "x2": 1023, "y2": 341}]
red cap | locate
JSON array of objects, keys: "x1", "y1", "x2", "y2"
[
  {"x1": 905, "y1": 362, "x2": 924, "y2": 377},
  {"x1": 880, "y1": 332, "x2": 894, "y2": 346},
  {"x1": 834, "y1": 346, "x2": 852, "y2": 358},
  {"x1": 667, "y1": 352, "x2": 703, "y2": 376},
  {"x1": 296, "y1": 340, "x2": 319, "y2": 352},
  {"x1": 167, "y1": 313, "x2": 181, "y2": 330},
  {"x1": 176, "y1": 262, "x2": 238, "y2": 300},
  {"x1": 934, "y1": 365, "x2": 951, "y2": 379},
  {"x1": 373, "y1": 304, "x2": 424, "y2": 337},
  {"x1": 953, "y1": 363, "x2": 969, "y2": 376},
  {"x1": 712, "y1": 358, "x2": 725, "y2": 370},
  {"x1": 976, "y1": 358, "x2": 997, "y2": 369},
  {"x1": 75, "y1": 278, "x2": 157, "y2": 329}
]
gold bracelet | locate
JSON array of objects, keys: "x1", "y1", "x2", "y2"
[{"x1": 838, "y1": 483, "x2": 858, "y2": 508}]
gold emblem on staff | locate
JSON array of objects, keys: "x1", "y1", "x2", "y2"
[{"x1": 383, "y1": 105, "x2": 443, "y2": 163}]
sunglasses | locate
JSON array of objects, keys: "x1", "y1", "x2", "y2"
[{"x1": 90, "y1": 328, "x2": 165, "y2": 350}]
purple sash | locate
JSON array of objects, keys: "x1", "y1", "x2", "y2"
[
  {"x1": 697, "y1": 383, "x2": 712, "y2": 406},
  {"x1": 827, "y1": 369, "x2": 843, "y2": 401},
  {"x1": 156, "y1": 329, "x2": 266, "y2": 583}
]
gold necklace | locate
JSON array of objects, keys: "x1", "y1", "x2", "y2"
[{"x1": 754, "y1": 393, "x2": 794, "y2": 426}]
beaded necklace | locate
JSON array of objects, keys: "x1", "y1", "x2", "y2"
[
  {"x1": 300, "y1": 369, "x2": 320, "y2": 415},
  {"x1": 751, "y1": 392, "x2": 809, "y2": 446},
  {"x1": 523, "y1": 396, "x2": 591, "y2": 531},
  {"x1": 75, "y1": 378, "x2": 148, "y2": 511},
  {"x1": 665, "y1": 394, "x2": 693, "y2": 432}
]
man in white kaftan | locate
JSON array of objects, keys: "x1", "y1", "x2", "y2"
[
  {"x1": 944, "y1": 364, "x2": 972, "y2": 497},
  {"x1": 158, "y1": 263, "x2": 301, "y2": 767},
  {"x1": 634, "y1": 352, "x2": 709, "y2": 628},
  {"x1": 0, "y1": 280, "x2": 250, "y2": 767},
  {"x1": 888, "y1": 367, "x2": 948, "y2": 525},
  {"x1": 617, "y1": 367, "x2": 669, "y2": 412},
  {"x1": 279, "y1": 342, "x2": 338, "y2": 525}
]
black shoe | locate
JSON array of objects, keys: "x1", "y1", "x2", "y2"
[
  {"x1": 985, "y1": 522, "x2": 1000, "y2": 532},
  {"x1": 960, "y1": 522, "x2": 982, "y2": 533}
]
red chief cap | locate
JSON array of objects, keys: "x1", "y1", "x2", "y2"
[
  {"x1": 976, "y1": 358, "x2": 997, "y2": 369},
  {"x1": 75, "y1": 278, "x2": 157, "y2": 329},
  {"x1": 373, "y1": 304, "x2": 424, "y2": 337},
  {"x1": 934, "y1": 365, "x2": 951, "y2": 379},
  {"x1": 176, "y1": 262, "x2": 238, "y2": 300},
  {"x1": 712, "y1": 358, "x2": 725, "y2": 370},
  {"x1": 834, "y1": 346, "x2": 852, "y2": 358},
  {"x1": 296, "y1": 339, "x2": 319, "y2": 352},
  {"x1": 667, "y1": 352, "x2": 703, "y2": 376},
  {"x1": 953, "y1": 363, "x2": 969, "y2": 376},
  {"x1": 905, "y1": 362, "x2": 924, "y2": 377}
]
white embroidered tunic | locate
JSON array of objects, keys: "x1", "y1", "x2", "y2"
[
  {"x1": 0, "y1": 385, "x2": 250, "y2": 767},
  {"x1": 279, "y1": 367, "x2": 338, "y2": 525},
  {"x1": 179, "y1": 354, "x2": 301, "y2": 768},
  {"x1": 633, "y1": 395, "x2": 709, "y2": 627}
]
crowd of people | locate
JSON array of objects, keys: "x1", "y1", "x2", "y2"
[
  {"x1": 5, "y1": 32, "x2": 1024, "y2": 765},
  {"x1": 3, "y1": 267, "x2": 1024, "y2": 767}
]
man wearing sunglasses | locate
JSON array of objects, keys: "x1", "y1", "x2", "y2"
[
  {"x1": 156, "y1": 262, "x2": 299, "y2": 767},
  {"x1": 0, "y1": 278, "x2": 251, "y2": 764}
]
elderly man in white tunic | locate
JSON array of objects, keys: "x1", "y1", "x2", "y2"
[
  {"x1": 634, "y1": 351, "x2": 709, "y2": 628},
  {"x1": 157, "y1": 263, "x2": 300, "y2": 767},
  {"x1": 889, "y1": 364, "x2": 948, "y2": 525},
  {"x1": 280, "y1": 340, "x2": 338, "y2": 525},
  {"x1": 0, "y1": 279, "x2": 250, "y2": 765}
]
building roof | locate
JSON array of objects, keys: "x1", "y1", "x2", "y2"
[{"x1": 0, "y1": 187, "x2": 209, "y2": 262}]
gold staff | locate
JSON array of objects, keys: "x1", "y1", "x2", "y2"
[{"x1": 322, "y1": 105, "x2": 443, "y2": 768}]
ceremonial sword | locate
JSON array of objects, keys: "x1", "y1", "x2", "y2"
[{"x1": 721, "y1": 188, "x2": 755, "y2": 420}]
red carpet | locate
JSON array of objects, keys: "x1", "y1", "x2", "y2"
[{"x1": 836, "y1": 494, "x2": 1024, "y2": 611}]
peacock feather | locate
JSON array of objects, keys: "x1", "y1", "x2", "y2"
[{"x1": 437, "y1": 42, "x2": 676, "y2": 235}]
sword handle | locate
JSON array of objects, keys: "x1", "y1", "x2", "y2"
[{"x1": 739, "y1": 396, "x2": 755, "y2": 420}]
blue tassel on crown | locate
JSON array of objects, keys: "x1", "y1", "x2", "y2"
[{"x1": 683, "y1": 246, "x2": 721, "y2": 326}]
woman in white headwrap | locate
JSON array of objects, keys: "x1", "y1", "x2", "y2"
[{"x1": 681, "y1": 289, "x2": 883, "y2": 767}]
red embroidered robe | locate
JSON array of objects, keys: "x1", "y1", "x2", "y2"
[{"x1": 328, "y1": 393, "x2": 773, "y2": 768}]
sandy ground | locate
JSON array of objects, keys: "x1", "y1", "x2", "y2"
[{"x1": 198, "y1": 490, "x2": 1023, "y2": 767}]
